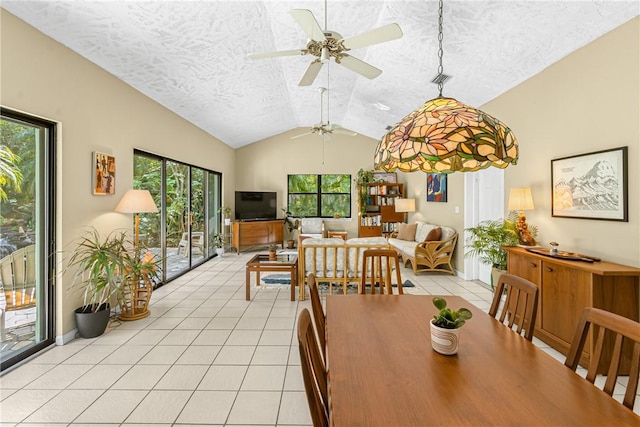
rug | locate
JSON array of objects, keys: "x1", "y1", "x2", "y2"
[{"x1": 260, "y1": 273, "x2": 415, "y2": 288}]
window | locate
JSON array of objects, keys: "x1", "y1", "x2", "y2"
[{"x1": 287, "y1": 174, "x2": 351, "y2": 218}]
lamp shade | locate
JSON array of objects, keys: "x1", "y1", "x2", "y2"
[
  {"x1": 508, "y1": 187, "x2": 534, "y2": 211},
  {"x1": 374, "y1": 97, "x2": 519, "y2": 173},
  {"x1": 395, "y1": 198, "x2": 416, "y2": 213},
  {"x1": 115, "y1": 189, "x2": 158, "y2": 214}
]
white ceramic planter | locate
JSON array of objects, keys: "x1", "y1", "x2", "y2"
[
  {"x1": 224, "y1": 218, "x2": 231, "y2": 226},
  {"x1": 430, "y1": 320, "x2": 460, "y2": 355}
]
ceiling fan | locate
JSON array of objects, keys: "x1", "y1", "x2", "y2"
[
  {"x1": 248, "y1": 0, "x2": 403, "y2": 86},
  {"x1": 291, "y1": 87, "x2": 357, "y2": 140}
]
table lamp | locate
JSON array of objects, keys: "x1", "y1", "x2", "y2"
[
  {"x1": 115, "y1": 189, "x2": 158, "y2": 250},
  {"x1": 507, "y1": 187, "x2": 536, "y2": 246},
  {"x1": 395, "y1": 198, "x2": 416, "y2": 213}
]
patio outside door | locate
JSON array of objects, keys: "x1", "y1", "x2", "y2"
[{"x1": 0, "y1": 109, "x2": 55, "y2": 372}]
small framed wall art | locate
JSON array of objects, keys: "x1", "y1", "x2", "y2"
[
  {"x1": 426, "y1": 173, "x2": 447, "y2": 202},
  {"x1": 551, "y1": 146, "x2": 627, "y2": 221},
  {"x1": 93, "y1": 151, "x2": 116, "y2": 195},
  {"x1": 373, "y1": 172, "x2": 397, "y2": 183}
]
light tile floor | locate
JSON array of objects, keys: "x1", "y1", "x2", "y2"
[{"x1": 1, "y1": 251, "x2": 638, "y2": 425}]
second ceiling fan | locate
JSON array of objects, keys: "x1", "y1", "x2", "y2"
[
  {"x1": 248, "y1": 1, "x2": 403, "y2": 86},
  {"x1": 291, "y1": 87, "x2": 357, "y2": 140}
]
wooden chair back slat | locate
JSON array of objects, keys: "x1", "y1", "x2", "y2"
[
  {"x1": 297, "y1": 309, "x2": 329, "y2": 427},
  {"x1": 307, "y1": 274, "x2": 326, "y2": 360},
  {"x1": 565, "y1": 307, "x2": 640, "y2": 410},
  {"x1": 488, "y1": 273, "x2": 539, "y2": 341},
  {"x1": 359, "y1": 249, "x2": 403, "y2": 295}
]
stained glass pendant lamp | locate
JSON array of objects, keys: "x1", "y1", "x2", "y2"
[{"x1": 374, "y1": 0, "x2": 519, "y2": 173}]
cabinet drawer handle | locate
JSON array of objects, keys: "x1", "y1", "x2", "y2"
[
  {"x1": 545, "y1": 267, "x2": 553, "y2": 272},
  {"x1": 529, "y1": 262, "x2": 537, "y2": 268}
]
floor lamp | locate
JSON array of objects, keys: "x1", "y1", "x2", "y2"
[
  {"x1": 115, "y1": 189, "x2": 158, "y2": 320},
  {"x1": 115, "y1": 189, "x2": 158, "y2": 251}
]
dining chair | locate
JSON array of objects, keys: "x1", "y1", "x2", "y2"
[
  {"x1": 307, "y1": 274, "x2": 326, "y2": 359},
  {"x1": 359, "y1": 249, "x2": 403, "y2": 295},
  {"x1": 488, "y1": 273, "x2": 539, "y2": 341},
  {"x1": 297, "y1": 308, "x2": 329, "y2": 427},
  {"x1": 565, "y1": 307, "x2": 640, "y2": 410}
]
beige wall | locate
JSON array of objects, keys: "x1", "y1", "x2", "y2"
[
  {"x1": 486, "y1": 16, "x2": 639, "y2": 267},
  {"x1": 1, "y1": 10, "x2": 235, "y2": 340},
  {"x1": 235, "y1": 128, "x2": 380, "y2": 238}
]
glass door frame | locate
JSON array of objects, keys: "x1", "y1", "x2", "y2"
[{"x1": 0, "y1": 108, "x2": 56, "y2": 373}]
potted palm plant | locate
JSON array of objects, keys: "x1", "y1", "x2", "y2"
[
  {"x1": 67, "y1": 227, "x2": 159, "y2": 337},
  {"x1": 464, "y1": 213, "x2": 532, "y2": 289},
  {"x1": 430, "y1": 297, "x2": 473, "y2": 355},
  {"x1": 67, "y1": 228, "x2": 129, "y2": 337}
]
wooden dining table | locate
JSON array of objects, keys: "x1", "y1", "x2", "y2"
[{"x1": 325, "y1": 295, "x2": 640, "y2": 426}]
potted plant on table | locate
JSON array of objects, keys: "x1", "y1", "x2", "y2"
[
  {"x1": 268, "y1": 244, "x2": 278, "y2": 260},
  {"x1": 430, "y1": 297, "x2": 473, "y2": 355},
  {"x1": 464, "y1": 213, "x2": 534, "y2": 289}
]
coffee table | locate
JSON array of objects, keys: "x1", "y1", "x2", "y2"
[{"x1": 245, "y1": 253, "x2": 298, "y2": 301}]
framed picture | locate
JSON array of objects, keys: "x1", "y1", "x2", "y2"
[
  {"x1": 426, "y1": 173, "x2": 447, "y2": 202},
  {"x1": 93, "y1": 152, "x2": 116, "y2": 195},
  {"x1": 551, "y1": 146, "x2": 627, "y2": 221},
  {"x1": 373, "y1": 172, "x2": 397, "y2": 183}
]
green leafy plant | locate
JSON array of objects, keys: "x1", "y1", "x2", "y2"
[
  {"x1": 432, "y1": 297, "x2": 473, "y2": 329},
  {"x1": 212, "y1": 233, "x2": 224, "y2": 248},
  {"x1": 354, "y1": 168, "x2": 376, "y2": 215},
  {"x1": 281, "y1": 208, "x2": 300, "y2": 233},
  {"x1": 218, "y1": 206, "x2": 231, "y2": 217},
  {"x1": 67, "y1": 227, "x2": 160, "y2": 313}
]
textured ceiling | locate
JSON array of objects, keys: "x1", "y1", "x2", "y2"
[{"x1": 3, "y1": 1, "x2": 639, "y2": 148}]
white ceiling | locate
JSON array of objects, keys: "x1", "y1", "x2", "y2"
[{"x1": 3, "y1": 1, "x2": 638, "y2": 148}]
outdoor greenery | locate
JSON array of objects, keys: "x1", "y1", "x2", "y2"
[
  {"x1": 287, "y1": 174, "x2": 350, "y2": 218},
  {"x1": 432, "y1": 297, "x2": 473, "y2": 329},
  {"x1": 0, "y1": 120, "x2": 34, "y2": 230}
]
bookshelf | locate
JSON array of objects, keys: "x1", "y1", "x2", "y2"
[{"x1": 358, "y1": 182, "x2": 406, "y2": 237}]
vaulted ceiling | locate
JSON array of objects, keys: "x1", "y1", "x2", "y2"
[{"x1": 3, "y1": 1, "x2": 638, "y2": 148}]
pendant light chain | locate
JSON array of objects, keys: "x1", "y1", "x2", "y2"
[{"x1": 437, "y1": 0, "x2": 444, "y2": 97}]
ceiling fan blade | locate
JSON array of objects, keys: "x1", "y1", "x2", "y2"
[
  {"x1": 333, "y1": 128, "x2": 358, "y2": 136},
  {"x1": 291, "y1": 131, "x2": 313, "y2": 140},
  {"x1": 298, "y1": 60, "x2": 324, "y2": 86},
  {"x1": 341, "y1": 23, "x2": 403, "y2": 50},
  {"x1": 247, "y1": 49, "x2": 305, "y2": 59},
  {"x1": 290, "y1": 9, "x2": 326, "y2": 42},
  {"x1": 336, "y1": 54, "x2": 382, "y2": 79}
]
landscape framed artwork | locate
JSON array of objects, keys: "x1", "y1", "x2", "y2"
[
  {"x1": 93, "y1": 151, "x2": 116, "y2": 195},
  {"x1": 373, "y1": 172, "x2": 397, "y2": 183},
  {"x1": 551, "y1": 146, "x2": 627, "y2": 221},
  {"x1": 426, "y1": 173, "x2": 447, "y2": 202}
]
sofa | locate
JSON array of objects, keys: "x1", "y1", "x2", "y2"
[
  {"x1": 388, "y1": 221, "x2": 457, "y2": 275},
  {"x1": 298, "y1": 236, "x2": 390, "y2": 297}
]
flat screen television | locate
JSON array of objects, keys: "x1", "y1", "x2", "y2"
[{"x1": 235, "y1": 191, "x2": 277, "y2": 221}]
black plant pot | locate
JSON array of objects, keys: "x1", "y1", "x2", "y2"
[{"x1": 74, "y1": 303, "x2": 110, "y2": 338}]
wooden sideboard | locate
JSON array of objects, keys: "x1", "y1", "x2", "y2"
[
  {"x1": 505, "y1": 247, "x2": 640, "y2": 373},
  {"x1": 232, "y1": 220, "x2": 283, "y2": 254}
]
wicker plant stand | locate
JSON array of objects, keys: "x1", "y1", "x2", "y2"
[{"x1": 119, "y1": 273, "x2": 153, "y2": 320}]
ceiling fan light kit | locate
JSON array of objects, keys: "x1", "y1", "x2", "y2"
[{"x1": 375, "y1": 0, "x2": 519, "y2": 174}]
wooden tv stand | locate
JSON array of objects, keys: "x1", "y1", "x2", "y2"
[{"x1": 232, "y1": 220, "x2": 284, "y2": 254}]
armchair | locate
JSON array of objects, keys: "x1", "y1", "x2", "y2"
[{"x1": 297, "y1": 218, "x2": 325, "y2": 245}]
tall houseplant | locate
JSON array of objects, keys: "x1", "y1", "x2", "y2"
[
  {"x1": 464, "y1": 213, "x2": 536, "y2": 288},
  {"x1": 67, "y1": 228, "x2": 129, "y2": 337},
  {"x1": 67, "y1": 227, "x2": 159, "y2": 336}
]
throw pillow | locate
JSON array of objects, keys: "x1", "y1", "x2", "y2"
[
  {"x1": 397, "y1": 223, "x2": 417, "y2": 241},
  {"x1": 425, "y1": 227, "x2": 442, "y2": 241}
]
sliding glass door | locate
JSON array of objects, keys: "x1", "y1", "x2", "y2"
[
  {"x1": 0, "y1": 108, "x2": 55, "y2": 372},
  {"x1": 134, "y1": 151, "x2": 221, "y2": 284}
]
